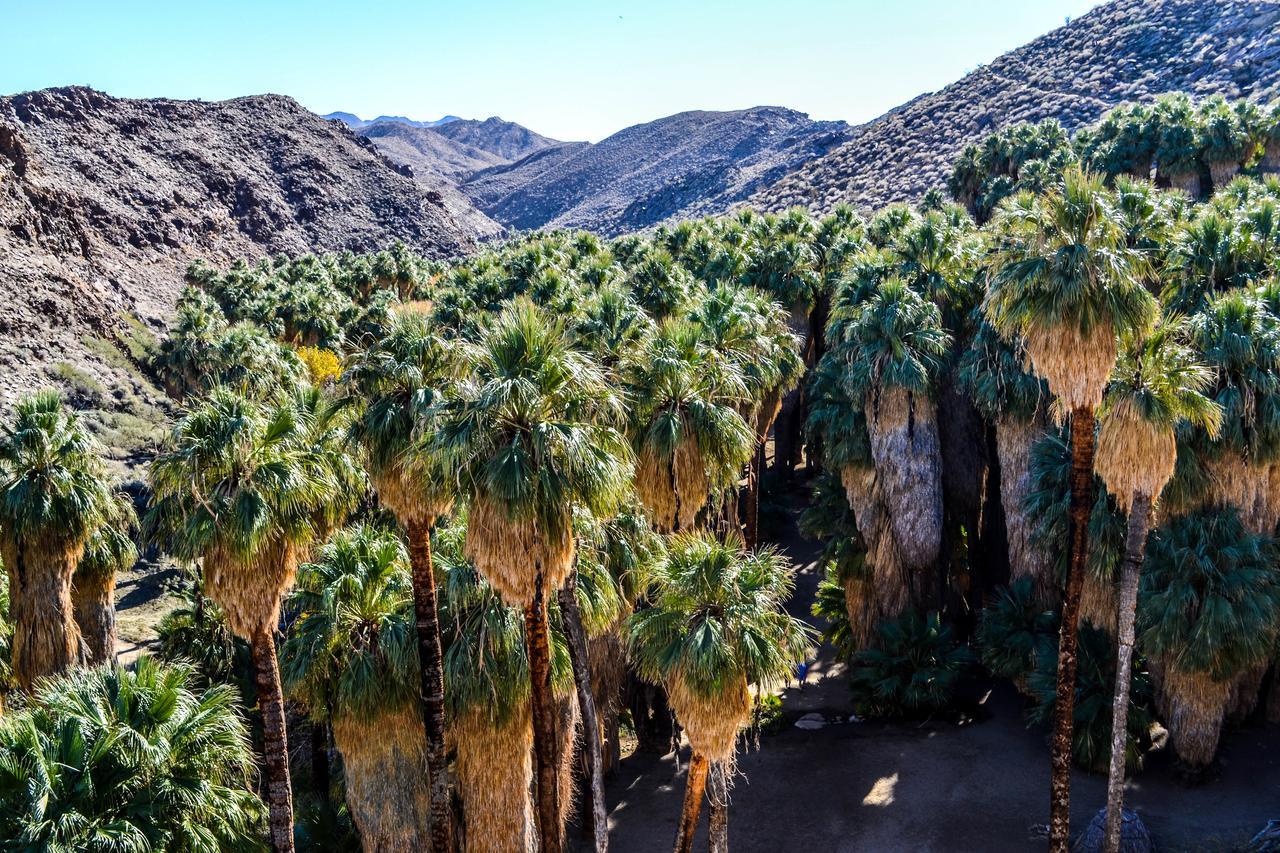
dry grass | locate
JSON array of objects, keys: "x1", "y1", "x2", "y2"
[
  {"x1": 332, "y1": 706, "x2": 433, "y2": 851},
  {"x1": 996, "y1": 415, "x2": 1057, "y2": 606},
  {"x1": 635, "y1": 440, "x2": 708, "y2": 533},
  {"x1": 1024, "y1": 321, "x2": 1116, "y2": 413},
  {"x1": 1095, "y1": 399, "x2": 1178, "y2": 513},
  {"x1": 1157, "y1": 663, "x2": 1232, "y2": 768},
  {"x1": 667, "y1": 674, "x2": 751, "y2": 763},
  {"x1": 1077, "y1": 571, "x2": 1116, "y2": 636},
  {"x1": 203, "y1": 540, "x2": 298, "y2": 638},
  {"x1": 464, "y1": 496, "x2": 574, "y2": 607},
  {"x1": 373, "y1": 468, "x2": 452, "y2": 530},
  {"x1": 1203, "y1": 453, "x2": 1277, "y2": 535},
  {"x1": 453, "y1": 702, "x2": 535, "y2": 853}
]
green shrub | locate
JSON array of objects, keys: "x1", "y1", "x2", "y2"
[
  {"x1": 977, "y1": 577, "x2": 1059, "y2": 681},
  {"x1": 849, "y1": 610, "x2": 974, "y2": 718},
  {"x1": 1027, "y1": 626, "x2": 1154, "y2": 773}
]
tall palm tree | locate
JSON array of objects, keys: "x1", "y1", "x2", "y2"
[
  {"x1": 1092, "y1": 325, "x2": 1220, "y2": 853},
  {"x1": 984, "y1": 168, "x2": 1156, "y2": 852},
  {"x1": 344, "y1": 310, "x2": 457, "y2": 853},
  {"x1": 628, "y1": 532, "x2": 809, "y2": 853},
  {"x1": 74, "y1": 490, "x2": 139, "y2": 666},
  {"x1": 436, "y1": 298, "x2": 632, "y2": 853},
  {"x1": 689, "y1": 285, "x2": 803, "y2": 547},
  {"x1": 0, "y1": 391, "x2": 112, "y2": 690},
  {"x1": 625, "y1": 319, "x2": 755, "y2": 534},
  {"x1": 828, "y1": 275, "x2": 951, "y2": 614},
  {"x1": 149, "y1": 389, "x2": 340, "y2": 853},
  {"x1": 283, "y1": 524, "x2": 432, "y2": 851},
  {"x1": 958, "y1": 320, "x2": 1054, "y2": 604},
  {"x1": 434, "y1": 515, "x2": 575, "y2": 853},
  {"x1": 0, "y1": 657, "x2": 264, "y2": 851}
]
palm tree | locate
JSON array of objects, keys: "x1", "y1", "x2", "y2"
[
  {"x1": 1197, "y1": 95, "x2": 1255, "y2": 194},
  {"x1": 958, "y1": 320, "x2": 1054, "y2": 604},
  {"x1": 984, "y1": 168, "x2": 1156, "y2": 852},
  {"x1": 344, "y1": 310, "x2": 457, "y2": 852},
  {"x1": 827, "y1": 275, "x2": 951, "y2": 614},
  {"x1": 436, "y1": 298, "x2": 632, "y2": 853},
  {"x1": 153, "y1": 287, "x2": 230, "y2": 400},
  {"x1": 625, "y1": 318, "x2": 755, "y2": 534},
  {"x1": 0, "y1": 657, "x2": 264, "y2": 851},
  {"x1": 689, "y1": 285, "x2": 803, "y2": 547},
  {"x1": 1092, "y1": 325, "x2": 1221, "y2": 853},
  {"x1": 434, "y1": 516, "x2": 574, "y2": 853},
  {"x1": 1154, "y1": 93, "x2": 1204, "y2": 198},
  {"x1": 149, "y1": 389, "x2": 340, "y2": 853},
  {"x1": 282, "y1": 524, "x2": 432, "y2": 851},
  {"x1": 629, "y1": 532, "x2": 809, "y2": 853},
  {"x1": 74, "y1": 490, "x2": 139, "y2": 666},
  {"x1": 1138, "y1": 507, "x2": 1280, "y2": 770},
  {"x1": 0, "y1": 391, "x2": 112, "y2": 690}
]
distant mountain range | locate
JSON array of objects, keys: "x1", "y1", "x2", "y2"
[{"x1": 324, "y1": 111, "x2": 462, "y2": 130}]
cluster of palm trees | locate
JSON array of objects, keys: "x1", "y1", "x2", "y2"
[
  {"x1": 1, "y1": 89, "x2": 1279, "y2": 853},
  {"x1": 951, "y1": 93, "x2": 1280, "y2": 222}
]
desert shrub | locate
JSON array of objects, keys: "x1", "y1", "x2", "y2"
[
  {"x1": 849, "y1": 610, "x2": 973, "y2": 718},
  {"x1": 295, "y1": 345, "x2": 342, "y2": 386}
]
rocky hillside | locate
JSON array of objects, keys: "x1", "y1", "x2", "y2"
[
  {"x1": 429, "y1": 117, "x2": 560, "y2": 162},
  {"x1": 355, "y1": 116, "x2": 562, "y2": 182},
  {"x1": 0, "y1": 86, "x2": 496, "y2": 451},
  {"x1": 461, "y1": 107, "x2": 851, "y2": 235},
  {"x1": 751, "y1": 0, "x2": 1280, "y2": 214}
]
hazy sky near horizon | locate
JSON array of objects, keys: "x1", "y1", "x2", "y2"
[{"x1": 3, "y1": 0, "x2": 1104, "y2": 142}]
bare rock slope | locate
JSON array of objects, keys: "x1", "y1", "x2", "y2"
[
  {"x1": 461, "y1": 107, "x2": 851, "y2": 236},
  {"x1": 356, "y1": 117, "x2": 561, "y2": 182},
  {"x1": 751, "y1": 0, "x2": 1280, "y2": 214},
  {"x1": 0, "y1": 86, "x2": 494, "y2": 439}
]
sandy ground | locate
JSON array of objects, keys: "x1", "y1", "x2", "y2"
[
  {"x1": 594, "y1": 486, "x2": 1280, "y2": 853},
  {"x1": 113, "y1": 555, "x2": 181, "y2": 665}
]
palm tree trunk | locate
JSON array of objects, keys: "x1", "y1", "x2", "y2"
[
  {"x1": 5, "y1": 539, "x2": 84, "y2": 690},
  {"x1": 1102, "y1": 491, "x2": 1152, "y2": 853},
  {"x1": 72, "y1": 574, "x2": 117, "y2": 667},
  {"x1": 406, "y1": 517, "x2": 454, "y2": 853},
  {"x1": 708, "y1": 761, "x2": 730, "y2": 853},
  {"x1": 557, "y1": 572, "x2": 608, "y2": 853},
  {"x1": 673, "y1": 751, "x2": 709, "y2": 853},
  {"x1": 1049, "y1": 406, "x2": 1097, "y2": 853},
  {"x1": 744, "y1": 440, "x2": 763, "y2": 551},
  {"x1": 526, "y1": 566, "x2": 562, "y2": 853},
  {"x1": 251, "y1": 625, "x2": 296, "y2": 853}
]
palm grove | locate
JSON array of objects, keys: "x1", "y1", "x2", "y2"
[{"x1": 0, "y1": 91, "x2": 1278, "y2": 852}]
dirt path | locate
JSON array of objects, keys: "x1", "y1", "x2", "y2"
[{"x1": 595, "y1": 483, "x2": 1280, "y2": 852}]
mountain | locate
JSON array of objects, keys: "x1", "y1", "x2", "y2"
[
  {"x1": 460, "y1": 106, "x2": 851, "y2": 235},
  {"x1": 428, "y1": 117, "x2": 561, "y2": 161},
  {"x1": 0, "y1": 86, "x2": 497, "y2": 442},
  {"x1": 323, "y1": 111, "x2": 461, "y2": 130},
  {"x1": 750, "y1": 0, "x2": 1280, "y2": 214},
  {"x1": 354, "y1": 117, "x2": 563, "y2": 182}
]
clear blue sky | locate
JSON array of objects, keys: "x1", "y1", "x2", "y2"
[{"x1": 1, "y1": 0, "x2": 1103, "y2": 142}]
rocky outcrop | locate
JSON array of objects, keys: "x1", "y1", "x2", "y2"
[{"x1": 750, "y1": 0, "x2": 1280, "y2": 214}]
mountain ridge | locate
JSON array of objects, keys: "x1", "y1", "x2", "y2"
[{"x1": 749, "y1": 0, "x2": 1280, "y2": 214}]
